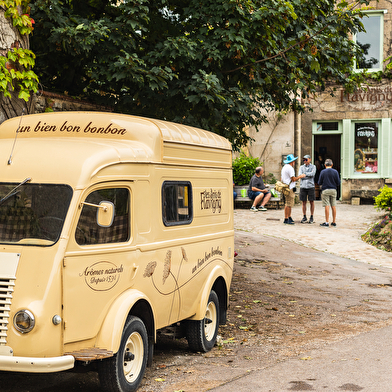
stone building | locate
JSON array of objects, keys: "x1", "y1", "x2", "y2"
[
  {"x1": 238, "y1": 110, "x2": 297, "y2": 184},
  {"x1": 245, "y1": 0, "x2": 392, "y2": 202}
]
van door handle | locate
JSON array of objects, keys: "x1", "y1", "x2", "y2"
[{"x1": 130, "y1": 263, "x2": 138, "y2": 280}]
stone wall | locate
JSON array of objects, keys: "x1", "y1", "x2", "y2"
[
  {"x1": 341, "y1": 178, "x2": 386, "y2": 200},
  {"x1": 0, "y1": 91, "x2": 113, "y2": 125},
  {"x1": 34, "y1": 91, "x2": 112, "y2": 114},
  {"x1": 234, "y1": 110, "x2": 296, "y2": 183}
]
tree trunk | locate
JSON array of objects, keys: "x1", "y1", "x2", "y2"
[
  {"x1": 0, "y1": 7, "x2": 35, "y2": 123},
  {"x1": 0, "y1": 92, "x2": 35, "y2": 123}
]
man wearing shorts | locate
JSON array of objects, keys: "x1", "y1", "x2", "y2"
[
  {"x1": 318, "y1": 158, "x2": 340, "y2": 227},
  {"x1": 299, "y1": 154, "x2": 316, "y2": 224},
  {"x1": 248, "y1": 167, "x2": 271, "y2": 211},
  {"x1": 281, "y1": 154, "x2": 306, "y2": 224}
]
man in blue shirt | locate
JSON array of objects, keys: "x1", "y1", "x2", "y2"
[{"x1": 318, "y1": 158, "x2": 340, "y2": 227}]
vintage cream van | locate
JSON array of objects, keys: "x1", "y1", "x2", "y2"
[{"x1": 0, "y1": 112, "x2": 234, "y2": 391}]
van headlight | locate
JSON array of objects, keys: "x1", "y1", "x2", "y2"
[{"x1": 13, "y1": 310, "x2": 35, "y2": 333}]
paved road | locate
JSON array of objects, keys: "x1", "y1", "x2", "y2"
[
  {"x1": 212, "y1": 324, "x2": 392, "y2": 391},
  {"x1": 234, "y1": 201, "x2": 391, "y2": 268}
]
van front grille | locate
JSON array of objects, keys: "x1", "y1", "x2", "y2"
[{"x1": 0, "y1": 278, "x2": 15, "y2": 345}]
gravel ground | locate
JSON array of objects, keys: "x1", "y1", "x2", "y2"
[{"x1": 2, "y1": 202, "x2": 391, "y2": 392}]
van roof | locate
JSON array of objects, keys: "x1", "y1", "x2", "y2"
[
  {"x1": 0, "y1": 112, "x2": 232, "y2": 187},
  {"x1": 0, "y1": 112, "x2": 231, "y2": 149}
]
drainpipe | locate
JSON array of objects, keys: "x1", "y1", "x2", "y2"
[{"x1": 294, "y1": 110, "x2": 301, "y2": 167}]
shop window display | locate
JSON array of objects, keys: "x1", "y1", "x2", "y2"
[{"x1": 354, "y1": 122, "x2": 378, "y2": 174}]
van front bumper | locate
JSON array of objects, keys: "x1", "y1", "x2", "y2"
[{"x1": 0, "y1": 354, "x2": 75, "y2": 373}]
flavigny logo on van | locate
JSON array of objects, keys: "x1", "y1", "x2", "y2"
[
  {"x1": 19, "y1": 121, "x2": 127, "y2": 135},
  {"x1": 200, "y1": 189, "x2": 221, "y2": 213},
  {"x1": 80, "y1": 261, "x2": 124, "y2": 291}
]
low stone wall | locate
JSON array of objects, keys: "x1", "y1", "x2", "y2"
[
  {"x1": 35, "y1": 91, "x2": 112, "y2": 113},
  {"x1": 0, "y1": 90, "x2": 113, "y2": 125},
  {"x1": 341, "y1": 178, "x2": 389, "y2": 202}
]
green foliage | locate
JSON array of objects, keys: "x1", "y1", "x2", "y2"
[
  {"x1": 232, "y1": 152, "x2": 262, "y2": 186},
  {"x1": 0, "y1": 0, "x2": 39, "y2": 101},
  {"x1": 30, "y1": 0, "x2": 372, "y2": 148},
  {"x1": 362, "y1": 215, "x2": 392, "y2": 253},
  {"x1": 264, "y1": 172, "x2": 277, "y2": 185},
  {"x1": 374, "y1": 185, "x2": 392, "y2": 217}
]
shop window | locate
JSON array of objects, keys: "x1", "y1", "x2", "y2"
[
  {"x1": 76, "y1": 188, "x2": 130, "y2": 245},
  {"x1": 162, "y1": 181, "x2": 192, "y2": 226},
  {"x1": 354, "y1": 122, "x2": 378, "y2": 174},
  {"x1": 355, "y1": 12, "x2": 383, "y2": 71}
]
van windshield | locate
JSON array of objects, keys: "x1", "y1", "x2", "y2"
[{"x1": 0, "y1": 183, "x2": 73, "y2": 246}]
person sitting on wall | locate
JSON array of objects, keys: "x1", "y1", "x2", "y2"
[{"x1": 248, "y1": 167, "x2": 271, "y2": 212}]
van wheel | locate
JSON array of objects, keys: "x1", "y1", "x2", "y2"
[
  {"x1": 185, "y1": 290, "x2": 219, "y2": 352},
  {"x1": 98, "y1": 316, "x2": 148, "y2": 392}
]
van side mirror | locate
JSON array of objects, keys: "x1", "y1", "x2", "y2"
[
  {"x1": 97, "y1": 201, "x2": 115, "y2": 227},
  {"x1": 81, "y1": 201, "x2": 115, "y2": 227}
]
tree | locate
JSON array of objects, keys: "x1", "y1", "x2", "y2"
[
  {"x1": 0, "y1": 0, "x2": 38, "y2": 120},
  {"x1": 30, "y1": 0, "x2": 371, "y2": 148}
]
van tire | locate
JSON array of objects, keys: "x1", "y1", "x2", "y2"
[
  {"x1": 185, "y1": 290, "x2": 219, "y2": 352},
  {"x1": 98, "y1": 316, "x2": 148, "y2": 392}
]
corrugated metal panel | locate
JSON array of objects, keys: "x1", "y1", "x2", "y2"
[{"x1": 150, "y1": 119, "x2": 232, "y2": 150}]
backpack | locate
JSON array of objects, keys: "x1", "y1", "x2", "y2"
[{"x1": 275, "y1": 181, "x2": 290, "y2": 196}]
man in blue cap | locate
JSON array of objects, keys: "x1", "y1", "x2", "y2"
[
  {"x1": 299, "y1": 154, "x2": 316, "y2": 223},
  {"x1": 281, "y1": 154, "x2": 306, "y2": 224}
]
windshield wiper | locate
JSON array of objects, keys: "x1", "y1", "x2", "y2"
[{"x1": 0, "y1": 178, "x2": 32, "y2": 206}]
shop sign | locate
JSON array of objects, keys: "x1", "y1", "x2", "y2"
[{"x1": 341, "y1": 87, "x2": 392, "y2": 105}]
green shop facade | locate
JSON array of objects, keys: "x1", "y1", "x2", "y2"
[
  {"x1": 301, "y1": 83, "x2": 392, "y2": 202},
  {"x1": 300, "y1": 2, "x2": 392, "y2": 202}
]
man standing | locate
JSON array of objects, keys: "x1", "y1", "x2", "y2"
[
  {"x1": 281, "y1": 154, "x2": 305, "y2": 224},
  {"x1": 248, "y1": 167, "x2": 271, "y2": 211},
  {"x1": 318, "y1": 158, "x2": 340, "y2": 227},
  {"x1": 299, "y1": 154, "x2": 316, "y2": 223}
]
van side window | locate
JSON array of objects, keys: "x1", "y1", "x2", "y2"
[
  {"x1": 76, "y1": 188, "x2": 130, "y2": 245},
  {"x1": 162, "y1": 181, "x2": 192, "y2": 226}
]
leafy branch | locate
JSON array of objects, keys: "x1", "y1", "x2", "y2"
[{"x1": 0, "y1": 0, "x2": 39, "y2": 101}]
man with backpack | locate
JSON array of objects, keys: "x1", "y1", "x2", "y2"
[{"x1": 281, "y1": 154, "x2": 306, "y2": 224}]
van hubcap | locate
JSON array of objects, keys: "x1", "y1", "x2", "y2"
[
  {"x1": 123, "y1": 332, "x2": 143, "y2": 382},
  {"x1": 204, "y1": 301, "x2": 217, "y2": 341}
]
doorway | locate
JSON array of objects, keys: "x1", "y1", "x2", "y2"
[{"x1": 313, "y1": 134, "x2": 341, "y2": 199}]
